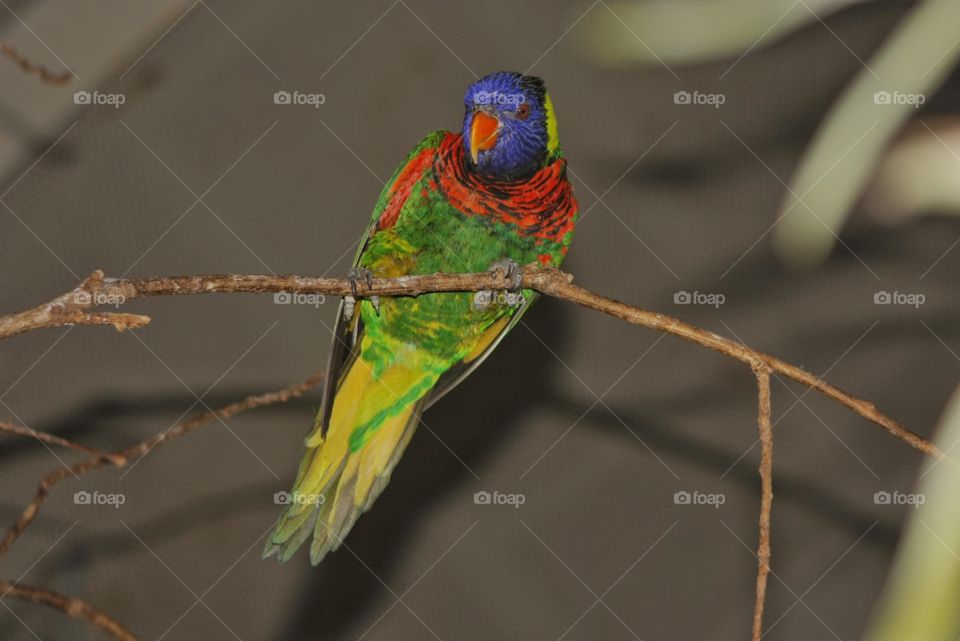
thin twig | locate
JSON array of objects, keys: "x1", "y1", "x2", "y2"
[
  {"x1": 0, "y1": 419, "x2": 121, "y2": 462},
  {"x1": 751, "y1": 365, "x2": 773, "y2": 641},
  {"x1": 0, "y1": 371, "x2": 324, "y2": 560},
  {"x1": 0, "y1": 371, "x2": 322, "y2": 641},
  {"x1": 0, "y1": 581, "x2": 137, "y2": 641},
  {"x1": 0, "y1": 42, "x2": 71, "y2": 85},
  {"x1": 524, "y1": 271, "x2": 942, "y2": 460}
]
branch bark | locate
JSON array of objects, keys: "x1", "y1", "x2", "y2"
[
  {"x1": 0, "y1": 420, "x2": 121, "y2": 462},
  {"x1": 0, "y1": 581, "x2": 137, "y2": 641},
  {"x1": 751, "y1": 365, "x2": 773, "y2": 641}
]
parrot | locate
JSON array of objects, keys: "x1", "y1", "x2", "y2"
[{"x1": 263, "y1": 71, "x2": 578, "y2": 565}]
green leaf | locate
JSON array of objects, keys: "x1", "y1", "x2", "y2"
[
  {"x1": 862, "y1": 388, "x2": 960, "y2": 641},
  {"x1": 772, "y1": 2, "x2": 960, "y2": 266}
]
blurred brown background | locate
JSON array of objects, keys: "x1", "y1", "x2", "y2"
[{"x1": 1, "y1": 1, "x2": 959, "y2": 640}]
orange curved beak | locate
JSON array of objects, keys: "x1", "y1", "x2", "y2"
[{"x1": 469, "y1": 110, "x2": 499, "y2": 164}]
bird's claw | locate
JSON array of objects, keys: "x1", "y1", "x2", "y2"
[
  {"x1": 490, "y1": 259, "x2": 523, "y2": 292},
  {"x1": 347, "y1": 267, "x2": 373, "y2": 298}
]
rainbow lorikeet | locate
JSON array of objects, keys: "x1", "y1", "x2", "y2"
[{"x1": 264, "y1": 71, "x2": 578, "y2": 565}]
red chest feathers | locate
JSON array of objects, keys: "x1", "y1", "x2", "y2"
[
  {"x1": 433, "y1": 134, "x2": 576, "y2": 245},
  {"x1": 377, "y1": 133, "x2": 577, "y2": 246}
]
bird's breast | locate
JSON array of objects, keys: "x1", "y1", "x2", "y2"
[{"x1": 433, "y1": 133, "x2": 577, "y2": 247}]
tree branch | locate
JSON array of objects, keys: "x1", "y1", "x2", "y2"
[
  {"x1": 0, "y1": 267, "x2": 943, "y2": 460},
  {"x1": 0, "y1": 371, "x2": 324, "y2": 560},
  {"x1": 0, "y1": 371, "x2": 323, "y2": 641},
  {"x1": 0, "y1": 42, "x2": 71, "y2": 85},
  {"x1": 0, "y1": 266, "x2": 946, "y2": 640},
  {"x1": 0, "y1": 581, "x2": 137, "y2": 641},
  {"x1": 0, "y1": 420, "x2": 121, "y2": 462}
]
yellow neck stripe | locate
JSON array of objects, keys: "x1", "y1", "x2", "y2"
[{"x1": 544, "y1": 92, "x2": 560, "y2": 154}]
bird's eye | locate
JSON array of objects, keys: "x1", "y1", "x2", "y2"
[{"x1": 515, "y1": 103, "x2": 530, "y2": 120}]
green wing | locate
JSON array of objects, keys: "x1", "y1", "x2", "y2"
[
  {"x1": 423, "y1": 292, "x2": 537, "y2": 408},
  {"x1": 318, "y1": 131, "x2": 449, "y2": 436}
]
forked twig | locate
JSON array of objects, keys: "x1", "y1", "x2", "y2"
[{"x1": 0, "y1": 372, "x2": 324, "y2": 640}]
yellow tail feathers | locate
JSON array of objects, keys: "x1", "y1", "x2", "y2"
[{"x1": 264, "y1": 351, "x2": 432, "y2": 565}]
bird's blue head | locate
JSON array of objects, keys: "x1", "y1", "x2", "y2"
[{"x1": 462, "y1": 71, "x2": 560, "y2": 179}]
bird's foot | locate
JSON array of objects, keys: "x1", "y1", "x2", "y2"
[
  {"x1": 473, "y1": 259, "x2": 525, "y2": 311},
  {"x1": 490, "y1": 258, "x2": 523, "y2": 292},
  {"x1": 343, "y1": 267, "x2": 375, "y2": 321},
  {"x1": 347, "y1": 267, "x2": 373, "y2": 297}
]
